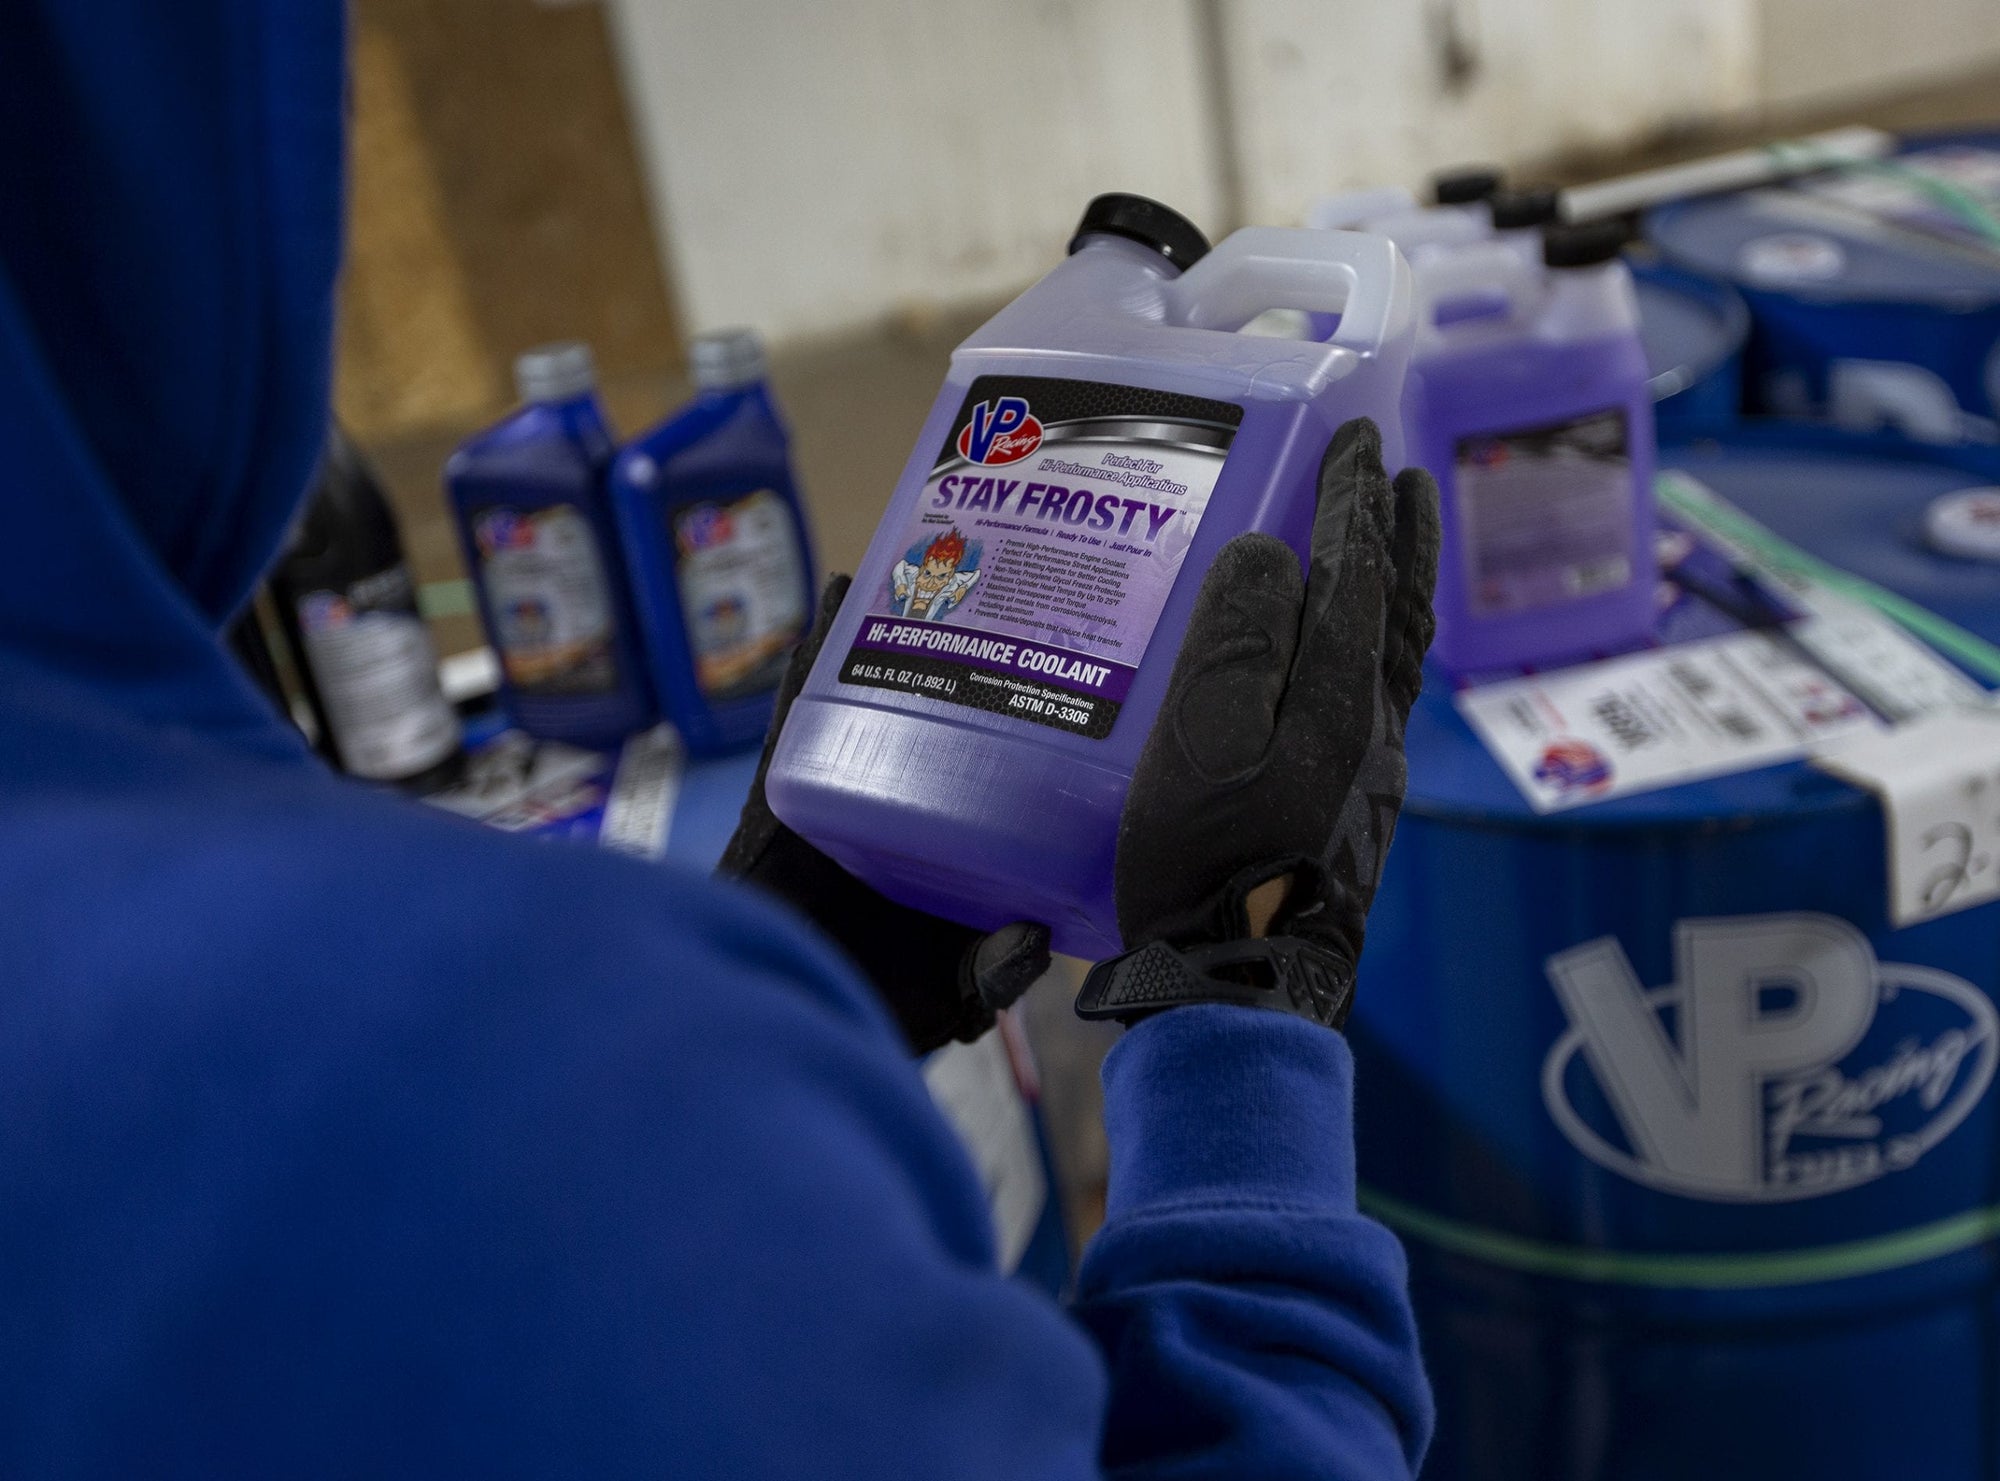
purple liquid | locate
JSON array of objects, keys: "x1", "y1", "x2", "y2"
[
  {"x1": 767, "y1": 229, "x2": 1414, "y2": 958},
  {"x1": 1410, "y1": 328, "x2": 1656, "y2": 673},
  {"x1": 770, "y1": 394, "x2": 1400, "y2": 960}
]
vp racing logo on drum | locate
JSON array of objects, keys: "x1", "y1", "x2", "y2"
[
  {"x1": 1542, "y1": 913, "x2": 1996, "y2": 1202},
  {"x1": 958, "y1": 396, "x2": 1043, "y2": 465}
]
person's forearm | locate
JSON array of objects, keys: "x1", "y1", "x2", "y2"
[{"x1": 1069, "y1": 1005, "x2": 1433, "y2": 1480}]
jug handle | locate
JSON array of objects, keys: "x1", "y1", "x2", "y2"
[
  {"x1": 1167, "y1": 227, "x2": 1411, "y2": 356},
  {"x1": 1412, "y1": 240, "x2": 1542, "y2": 331}
]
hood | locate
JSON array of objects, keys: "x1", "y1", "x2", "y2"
[{"x1": 0, "y1": 1, "x2": 345, "y2": 725}]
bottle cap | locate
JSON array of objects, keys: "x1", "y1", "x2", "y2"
[
  {"x1": 1738, "y1": 231, "x2": 1847, "y2": 285},
  {"x1": 1542, "y1": 219, "x2": 1629, "y2": 269},
  {"x1": 1924, "y1": 488, "x2": 2000, "y2": 561},
  {"x1": 514, "y1": 341, "x2": 597, "y2": 404},
  {"x1": 1490, "y1": 187, "x2": 1560, "y2": 231},
  {"x1": 1432, "y1": 166, "x2": 1504, "y2": 205},
  {"x1": 691, "y1": 328, "x2": 767, "y2": 391},
  {"x1": 1068, "y1": 194, "x2": 1210, "y2": 271}
]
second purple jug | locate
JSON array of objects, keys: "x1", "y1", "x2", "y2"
[
  {"x1": 1405, "y1": 222, "x2": 1657, "y2": 674},
  {"x1": 765, "y1": 195, "x2": 1415, "y2": 959}
]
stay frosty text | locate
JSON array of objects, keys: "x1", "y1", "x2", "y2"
[{"x1": 929, "y1": 466, "x2": 1184, "y2": 543}]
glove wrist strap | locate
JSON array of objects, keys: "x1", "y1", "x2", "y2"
[{"x1": 1075, "y1": 937, "x2": 1354, "y2": 1029}]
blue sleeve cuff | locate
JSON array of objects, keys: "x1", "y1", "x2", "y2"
[{"x1": 1099, "y1": 1002, "x2": 1358, "y2": 1220}]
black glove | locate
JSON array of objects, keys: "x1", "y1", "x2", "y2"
[
  {"x1": 719, "y1": 575, "x2": 1051, "y2": 1055},
  {"x1": 1075, "y1": 417, "x2": 1439, "y2": 1030}
]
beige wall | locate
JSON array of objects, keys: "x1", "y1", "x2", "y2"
[
  {"x1": 605, "y1": 0, "x2": 1228, "y2": 343},
  {"x1": 491, "y1": 0, "x2": 2000, "y2": 349},
  {"x1": 1760, "y1": 0, "x2": 2000, "y2": 110},
  {"x1": 608, "y1": 0, "x2": 1763, "y2": 342},
  {"x1": 1217, "y1": 0, "x2": 1759, "y2": 226}
]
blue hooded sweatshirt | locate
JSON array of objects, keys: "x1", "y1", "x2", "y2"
[{"x1": 0, "y1": 4, "x2": 1431, "y2": 1476}]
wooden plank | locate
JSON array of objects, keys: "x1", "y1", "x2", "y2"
[{"x1": 338, "y1": 0, "x2": 680, "y2": 440}]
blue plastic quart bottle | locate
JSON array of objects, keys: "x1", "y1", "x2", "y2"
[
  {"x1": 445, "y1": 342, "x2": 654, "y2": 746},
  {"x1": 764, "y1": 195, "x2": 1414, "y2": 959},
  {"x1": 610, "y1": 330, "x2": 815, "y2": 757}
]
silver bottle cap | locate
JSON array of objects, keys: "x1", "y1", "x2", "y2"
[
  {"x1": 691, "y1": 328, "x2": 767, "y2": 391},
  {"x1": 514, "y1": 341, "x2": 597, "y2": 404},
  {"x1": 1924, "y1": 488, "x2": 2000, "y2": 562}
]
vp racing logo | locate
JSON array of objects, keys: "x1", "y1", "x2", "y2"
[
  {"x1": 1533, "y1": 739, "x2": 1611, "y2": 796},
  {"x1": 958, "y1": 396, "x2": 1043, "y2": 466},
  {"x1": 1542, "y1": 913, "x2": 1996, "y2": 1202}
]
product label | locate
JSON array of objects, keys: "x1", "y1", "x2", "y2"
[
  {"x1": 296, "y1": 565, "x2": 460, "y2": 780},
  {"x1": 422, "y1": 723, "x2": 684, "y2": 862},
  {"x1": 1457, "y1": 629, "x2": 1878, "y2": 813},
  {"x1": 1815, "y1": 707, "x2": 2000, "y2": 928},
  {"x1": 839, "y1": 375, "x2": 1242, "y2": 739},
  {"x1": 472, "y1": 504, "x2": 619, "y2": 696},
  {"x1": 673, "y1": 489, "x2": 807, "y2": 700},
  {"x1": 1454, "y1": 409, "x2": 1635, "y2": 616},
  {"x1": 923, "y1": 1023, "x2": 1048, "y2": 1273},
  {"x1": 424, "y1": 731, "x2": 606, "y2": 831},
  {"x1": 1657, "y1": 472, "x2": 1986, "y2": 722},
  {"x1": 599, "y1": 724, "x2": 685, "y2": 860}
]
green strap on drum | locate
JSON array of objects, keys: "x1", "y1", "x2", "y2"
[
  {"x1": 1760, "y1": 140, "x2": 2000, "y2": 251},
  {"x1": 1658, "y1": 472, "x2": 2000, "y2": 686},
  {"x1": 1361, "y1": 1184, "x2": 2000, "y2": 1289},
  {"x1": 1855, "y1": 158, "x2": 2000, "y2": 251}
]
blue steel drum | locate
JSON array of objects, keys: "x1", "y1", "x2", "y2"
[
  {"x1": 1646, "y1": 130, "x2": 2000, "y2": 456},
  {"x1": 1353, "y1": 429, "x2": 2000, "y2": 1479},
  {"x1": 1632, "y1": 258, "x2": 1749, "y2": 433}
]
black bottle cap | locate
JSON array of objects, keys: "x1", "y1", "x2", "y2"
[
  {"x1": 1068, "y1": 194, "x2": 1211, "y2": 270},
  {"x1": 1543, "y1": 219, "x2": 1630, "y2": 269},
  {"x1": 1432, "y1": 166, "x2": 1504, "y2": 205},
  {"x1": 1490, "y1": 187, "x2": 1561, "y2": 231}
]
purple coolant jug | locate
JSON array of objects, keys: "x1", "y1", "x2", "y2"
[
  {"x1": 1406, "y1": 220, "x2": 1655, "y2": 674},
  {"x1": 764, "y1": 194, "x2": 1414, "y2": 959}
]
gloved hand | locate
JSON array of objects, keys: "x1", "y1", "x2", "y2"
[
  {"x1": 1075, "y1": 417, "x2": 1439, "y2": 1029},
  {"x1": 719, "y1": 575, "x2": 1051, "y2": 1055}
]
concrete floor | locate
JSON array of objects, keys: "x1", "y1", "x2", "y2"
[{"x1": 357, "y1": 67, "x2": 2000, "y2": 1252}]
